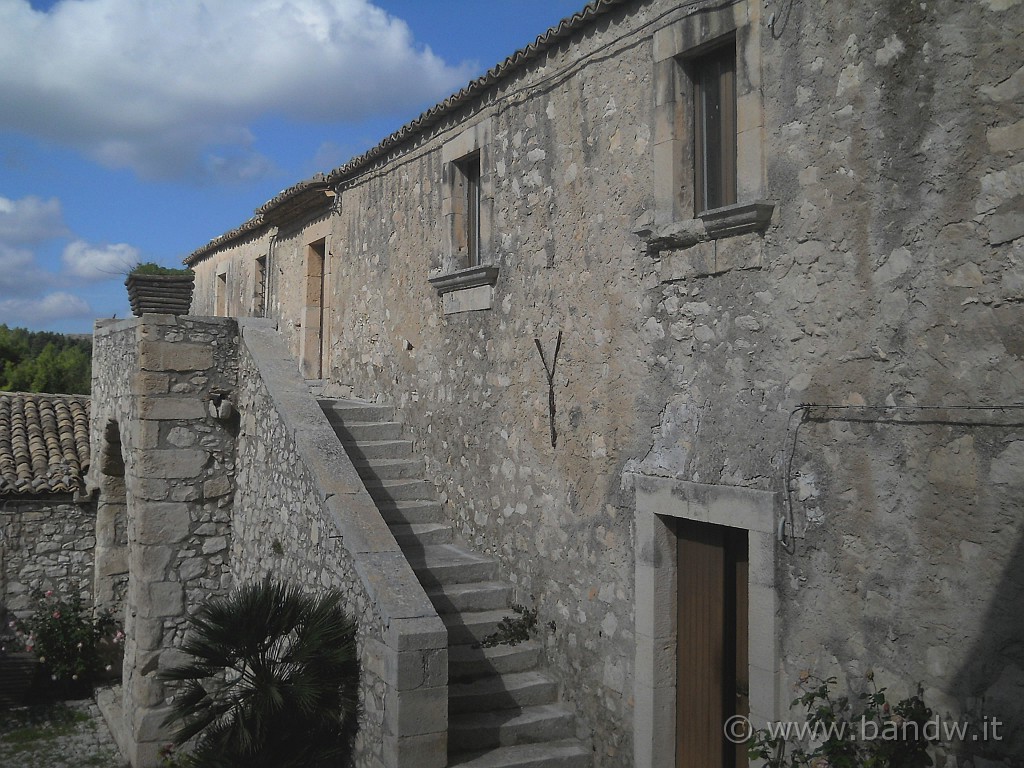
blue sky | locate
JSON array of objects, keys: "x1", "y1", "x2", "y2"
[{"x1": 0, "y1": 0, "x2": 587, "y2": 333}]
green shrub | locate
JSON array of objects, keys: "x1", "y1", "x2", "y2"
[
  {"x1": 130, "y1": 262, "x2": 192, "y2": 276},
  {"x1": 159, "y1": 579, "x2": 360, "y2": 768},
  {"x1": 11, "y1": 589, "x2": 120, "y2": 688},
  {"x1": 748, "y1": 673, "x2": 935, "y2": 768}
]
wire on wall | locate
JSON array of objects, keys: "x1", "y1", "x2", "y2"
[{"x1": 781, "y1": 402, "x2": 1024, "y2": 553}]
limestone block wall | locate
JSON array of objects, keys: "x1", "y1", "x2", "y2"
[
  {"x1": 91, "y1": 315, "x2": 238, "y2": 767},
  {"x1": 233, "y1": 319, "x2": 448, "y2": 768},
  {"x1": 189, "y1": 229, "x2": 273, "y2": 319},
  {"x1": 182, "y1": 0, "x2": 1023, "y2": 764},
  {"x1": 632, "y1": 0, "x2": 1024, "y2": 763},
  {"x1": 754, "y1": 3, "x2": 1024, "y2": 763},
  {"x1": 0, "y1": 498, "x2": 98, "y2": 617},
  {"x1": 325, "y1": 7, "x2": 666, "y2": 762}
]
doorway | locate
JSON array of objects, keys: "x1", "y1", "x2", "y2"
[
  {"x1": 675, "y1": 519, "x2": 748, "y2": 768},
  {"x1": 301, "y1": 238, "x2": 326, "y2": 379}
]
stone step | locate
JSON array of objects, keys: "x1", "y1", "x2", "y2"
[
  {"x1": 333, "y1": 420, "x2": 405, "y2": 442},
  {"x1": 391, "y1": 522, "x2": 453, "y2": 548},
  {"x1": 426, "y1": 580, "x2": 512, "y2": 614},
  {"x1": 366, "y1": 478, "x2": 433, "y2": 502},
  {"x1": 353, "y1": 457, "x2": 423, "y2": 481},
  {"x1": 443, "y1": 609, "x2": 522, "y2": 646},
  {"x1": 342, "y1": 439, "x2": 413, "y2": 461},
  {"x1": 378, "y1": 499, "x2": 444, "y2": 526},
  {"x1": 448, "y1": 739, "x2": 590, "y2": 768},
  {"x1": 450, "y1": 704, "x2": 577, "y2": 752},
  {"x1": 408, "y1": 545, "x2": 499, "y2": 587},
  {"x1": 319, "y1": 398, "x2": 394, "y2": 423},
  {"x1": 449, "y1": 670, "x2": 559, "y2": 715},
  {"x1": 448, "y1": 641, "x2": 543, "y2": 683}
]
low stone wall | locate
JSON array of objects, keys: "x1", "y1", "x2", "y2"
[
  {"x1": 234, "y1": 319, "x2": 448, "y2": 768},
  {"x1": 0, "y1": 498, "x2": 97, "y2": 618}
]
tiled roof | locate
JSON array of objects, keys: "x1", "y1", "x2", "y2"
[
  {"x1": 185, "y1": 0, "x2": 631, "y2": 266},
  {"x1": 0, "y1": 393, "x2": 90, "y2": 495}
]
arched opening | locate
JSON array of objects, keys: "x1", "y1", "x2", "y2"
[{"x1": 94, "y1": 419, "x2": 128, "y2": 621}]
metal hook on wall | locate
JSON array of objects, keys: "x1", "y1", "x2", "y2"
[{"x1": 534, "y1": 331, "x2": 562, "y2": 449}]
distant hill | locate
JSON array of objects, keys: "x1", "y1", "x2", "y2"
[{"x1": 0, "y1": 325, "x2": 91, "y2": 395}]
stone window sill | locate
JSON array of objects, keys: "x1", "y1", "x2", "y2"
[
  {"x1": 428, "y1": 264, "x2": 499, "y2": 314},
  {"x1": 635, "y1": 200, "x2": 774, "y2": 281},
  {"x1": 699, "y1": 200, "x2": 774, "y2": 239}
]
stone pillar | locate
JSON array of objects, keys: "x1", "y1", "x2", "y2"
[{"x1": 115, "y1": 316, "x2": 237, "y2": 767}]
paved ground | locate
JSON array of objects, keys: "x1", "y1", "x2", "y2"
[{"x1": 0, "y1": 698, "x2": 128, "y2": 767}]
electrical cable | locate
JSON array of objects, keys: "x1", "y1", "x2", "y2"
[{"x1": 781, "y1": 402, "x2": 1024, "y2": 553}]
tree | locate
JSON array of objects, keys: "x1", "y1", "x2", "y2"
[
  {"x1": 158, "y1": 579, "x2": 360, "y2": 768},
  {"x1": 0, "y1": 325, "x2": 91, "y2": 394}
]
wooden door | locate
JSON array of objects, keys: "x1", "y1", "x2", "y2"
[
  {"x1": 301, "y1": 239, "x2": 325, "y2": 379},
  {"x1": 676, "y1": 519, "x2": 748, "y2": 768}
]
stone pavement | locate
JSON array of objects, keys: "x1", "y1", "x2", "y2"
[{"x1": 0, "y1": 698, "x2": 128, "y2": 767}]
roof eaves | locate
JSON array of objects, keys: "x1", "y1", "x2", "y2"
[
  {"x1": 184, "y1": 215, "x2": 267, "y2": 267},
  {"x1": 326, "y1": 0, "x2": 632, "y2": 187},
  {"x1": 184, "y1": 0, "x2": 633, "y2": 266}
]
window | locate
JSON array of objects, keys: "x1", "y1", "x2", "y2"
[
  {"x1": 454, "y1": 152, "x2": 482, "y2": 268},
  {"x1": 215, "y1": 269, "x2": 227, "y2": 316},
  {"x1": 254, "y1": 255, "x2": 267, "y2": 317},
  {"x1": 429, "y1": 118, "x2": 498, "y2": 314},
  {"x1": 693, "y1": 40, "x2": 737, "y2": 214},
  {"x1": 644, "y1": 1, "x2": 773, "y2": 280}
]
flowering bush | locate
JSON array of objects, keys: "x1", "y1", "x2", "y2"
[
  {"x1": 10, "y1": 589, "x2": 121, "y2": 688},
  {"x1": 748, "y1": 672, "x2": 935, "y2": 768}
]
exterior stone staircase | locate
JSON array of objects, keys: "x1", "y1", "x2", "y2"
[{"x1": 317, "y1": 397, "x2": 591, "y2": 768}]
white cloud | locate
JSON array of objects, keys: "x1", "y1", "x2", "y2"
[
  {"x1": 0, "y1": 0, "x2": 474, "y2": 181},
  {"x1": 0, "y1": 292, "x2": 93, "y2": 327},
  {"x1": 62, "y1": 240, "x2": 140, "y2": 281},
  {"x1": 0, "y1": 243, "x2": 55, "y2": 294},
  {"x1": 0, "y1": 195, "x2": 68, "y2": 243}
]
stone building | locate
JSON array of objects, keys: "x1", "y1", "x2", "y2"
[
  {"x1": 0, "y1": 393, "x2": 98, "y2": 620},
  {"x1": 92, "y1": 0, "x2": 1023, "y2": 766}
]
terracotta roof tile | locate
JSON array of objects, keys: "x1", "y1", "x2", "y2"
[{"x1": 0, "y1": 393, "x2": 90, "y2": 495}]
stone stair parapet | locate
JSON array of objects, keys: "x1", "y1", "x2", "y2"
[
  {"x1": 320, "y1": 393, "x2": 593, "y2": 768},
  {"x1": 236, "y1": 319, "x2": 448, "y2": 768}
]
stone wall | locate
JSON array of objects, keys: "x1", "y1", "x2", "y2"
[
  {"x1": 185, "y1": 0, "x2": 1024, "y2": 765},
  {"x1": 190, "y1": 5, "x2": 664, "y2": 759},
  {"x1": 233, "y1": 319, "x2": 447, "y2": 768},
  {"x1": 91, "y1": 315, "x2": 238, "y2": 767},
  {"x1": 0, "y1": 498, "x2": 97, "y2": 618},
  {"x1": 90, "y1": 316, "x2": 448, "y2": 768}
]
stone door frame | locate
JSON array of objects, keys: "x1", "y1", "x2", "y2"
[{"x1": 632, "y1": 475, "x2": 781, "y2": 768}]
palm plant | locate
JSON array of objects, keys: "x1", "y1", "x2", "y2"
[{"x1": 158, "y1": 579, "x2": 359, "y2": 768}]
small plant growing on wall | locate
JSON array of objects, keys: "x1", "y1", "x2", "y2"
[
  {"x1": 159, "y1": 578, "x2": 359, "y2": 768},
  {"x1": 747, "y1": 672, "x2": 936, "y2": 768},
  {"x1": 473, "y1": 604, "x2": 539, "y2": 649},
  {"x1": 129, "y1": 261, "x2": 193, "y2": 276}
]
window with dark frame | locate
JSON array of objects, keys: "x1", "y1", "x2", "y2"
[
  {"x1": 455, "y1": 152, "x2": 481, "y2": 268},
  {"x1": 692, "y1": 40, "x2": 737, "y2": 214},
  {"x1": 254, "y1": 255, "x2": 267, "y2": 317}
]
